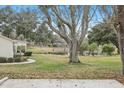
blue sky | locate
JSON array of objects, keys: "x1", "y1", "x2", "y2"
[
  {"x1": 0, "y1": 5, "x2": 103, "y2": 28},
  {"x1": 0, "y1": 5, "x2": 38, "y2": 12}
]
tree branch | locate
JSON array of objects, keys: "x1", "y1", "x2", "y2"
[
  {"x1": 88, "y1": 6, "x2": 98, "y2": 22},
  {"x1": 39, "y1": 6, "x2": 71, "y2": 44},
  {"x1": 52, "y1": 7, "x2": 72, "y2": 31},
  {"x1": 79, "y1": 6, "x2": 90, "y2": 46}
]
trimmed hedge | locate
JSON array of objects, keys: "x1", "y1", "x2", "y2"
[
  {"x1": 0, "y1": 57, "x2": 7, "y2": 63},
  {"x1": 0, "y1": 56, "x2": 27, "y2": 63},
  {"x1": 8, "y1": 58, "x2": 14, "y2": 62}
]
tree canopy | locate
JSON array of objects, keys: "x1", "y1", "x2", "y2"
[
  {"x1": 39, "y1": 5, "x2": 96, "y2": 63},
  {"x1": 88, "y1": 23, "x2": 119, "y2": 52}
]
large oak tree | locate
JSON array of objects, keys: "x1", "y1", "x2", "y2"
[{"x1": 39, "y1": 5, "x2": 95, "y2": 63}]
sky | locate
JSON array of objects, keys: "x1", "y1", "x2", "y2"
[
  {"x1": 0, "y1": 5, "x2": 104, "y2": 29},
  {"x1": 0, "y1": 5, "x2": 38, "y2": 12}
]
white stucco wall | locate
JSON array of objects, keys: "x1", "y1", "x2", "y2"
[{"x1": 0, "y1": 37, "x2": 14, "y2": 58}]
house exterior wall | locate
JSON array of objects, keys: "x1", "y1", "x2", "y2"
[{"x1": 0, "y1": 37, "x2": 14, "y2": 58}]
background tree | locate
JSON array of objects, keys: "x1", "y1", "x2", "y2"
[
  {"x1": 39, "y1": 5, "x2": 95, "y2": 63},
  {"x1": 0, "y1": 6, "x2": 56, "y2": 47},
  {"x1": 0, "y1": 6, "x2": 38, "y2": 40},
  {"x1": 15, "y1": 8, "x2": 38, "y2": 40},
  {"x1": 17, "y1": 34, "x2": 25, "y2": 41},
  {"x1": 88, "y1": 23, "x2": 119, "y2": 53},
  {"x1": 0, "y1": 6, "x2": 16, "y2": 38},
  {"x1": 35, "y1": 23, "x2": 53, "y2": 46},
  {"x1": 9, "y1": 31, "x2": 17, "y2": 39}
]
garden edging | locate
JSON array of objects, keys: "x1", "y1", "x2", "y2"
[{"x1": 0, "y1": 59, "x2": 35, "y2": 65}]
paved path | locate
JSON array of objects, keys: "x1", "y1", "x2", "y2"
[{"x1": 0, "y1": 79, "x2": 124, "y2": 88}]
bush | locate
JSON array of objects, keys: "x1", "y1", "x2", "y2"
[
  {"x1": 14, "y1": 57, "x2": 21, "y2": 62},
  {"x1": 24, "y1": 52, "x2": 32, "y2": 56},
  {"x1": 0, "y1": 57, "x2": 7, "y2": 63},
  {"x1": 0, "y1": 56, "x2": 27, "y2": 63},
  {"x1": 80, "y1": 43, "x2": 89, "y2": 55},
  {"x1": 14, "y1": 55, "x2": 21, "y2": 58},
  {"x1": 88, "y1": 43, "x2": 97, "y2": 51},
  {"x1": 7, "y1": 58, "x2": 14, "y2": 63},
  {"x1": 102, "y1": 44, "x2": 115, "y2": 56},
  {"x1": 88, "y1": 43, "x2": 98, "y2": 56},
  {"x1": 14, "y1": 56, "x2": 27, "y2": 62}
]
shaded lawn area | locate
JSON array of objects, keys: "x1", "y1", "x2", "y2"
[{"x1": 0, "y1": 54, "x2": 124, "y2": 84}]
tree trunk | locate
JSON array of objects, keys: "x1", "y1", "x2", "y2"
[
  {"x1": 81, "y1": 50, "x2": 84, "y2": 56},
  {"x1": 117, "y1": 6, "x2": 124, "y2": 75},
  {"x1": 117, "y1": 29, "x2": 124, "y2": 75},
  {"x1": 69, "y1": 41, "x2": 80, "y2": 63},
  {"x1": 116, "y1": 45, "x2": 120, "y2": 54}
]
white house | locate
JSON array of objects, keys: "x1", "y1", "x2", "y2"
[{"x1": 0, "y1": 34, "x2": 27, "y2": 58}]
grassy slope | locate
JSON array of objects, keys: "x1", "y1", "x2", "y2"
[{"x1": 0, "y1": 54, "x2": 122, "y2": 80}]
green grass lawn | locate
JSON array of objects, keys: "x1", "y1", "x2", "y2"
[{"x1": 0, "y1": 54, "x2": 123, "y2": 81}]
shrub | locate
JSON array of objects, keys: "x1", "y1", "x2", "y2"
[
  {"x1": 102, "y1": 44, "x2": 115, "y2": 56},
  {"x1": 80, "y1": 43, "x2": 89, "y2": 55},
  {"x1": 0, "y1": 57, "x2": 7, "y2": 63},
  {"x1": 24, "y1": 52, "x2": 32, "y2": 56},
  {"x1": 14, "y1": 55, "x2": 21, "y2": 58},
  {"x1": 14, "y1": 57, "x2": 21, "y2": 62},
  {"x1": 0, "y1": 56, "x2": 27, "y2": 63},
  {"x1": 88, "y1": 43, "x2": 98, "y2": 56},
  {"x1": 88, "y1": 43, "x2": 97, "y2": 51},
  {"x1": 14, "y1": 56, "x2": 27, "y2": 62},
  {"x1": 7, "y1": 58, "x2": 14, "y2": 63}
]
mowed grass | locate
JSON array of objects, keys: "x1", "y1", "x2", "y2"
[{"x1": 0, "y1": 54, "x2": 123, "y2": 80}]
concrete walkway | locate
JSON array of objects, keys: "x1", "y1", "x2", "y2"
[{"x1": 0, "y1": 79, "x2": 124, "y2": 88}]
